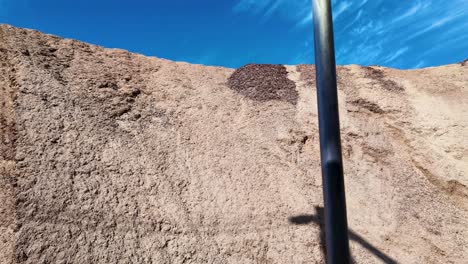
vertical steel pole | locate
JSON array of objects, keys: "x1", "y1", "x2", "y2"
[{"x1": 311, "y1": 0, "x2": 350, "y2": 263}]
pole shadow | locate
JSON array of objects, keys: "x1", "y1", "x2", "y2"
[{"x1": 288, "y1": 206, "x2": 398, "y2": 264}]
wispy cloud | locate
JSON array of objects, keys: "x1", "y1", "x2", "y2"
[
  {"x1": 296, "y1": 12, "x2": 313, "y2": 27},
  {"x1": 342, "y1": 9, "x2": 362, "y2": 31},
  {"x1": 413, "y1": 60, "x2": 425, "y2": 69},
  {"x1": 409, "y1": 16, "x2": 457, "y2": 41},
  {"x1": 391, "y1": 1, "x2": 428, "y2": 24},
  {"x1": 262, "y1": 0, "x2": 282, "y2": 20},
  {"x1": 420, "y1": 29, "x2": 468, "y2": 58},
  {"x1": 332, "y1": 0, "x2": 468, "y2": 68},
  {"x1": 232, "y1": 0, "x2": 468, "y2": 68},
  {"x1": 232, "y1": 0, "x2": 312, "y2": 26},
  {"x1": 333, "y1": 1, "x2": 352, "y2": 20},
  {"x1": 383, "y1": 47, "x2": 409, "y2": 63}
]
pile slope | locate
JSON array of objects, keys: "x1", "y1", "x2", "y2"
[{"x1": 1, "y1": 24, "x2": 467, "y2": 263}]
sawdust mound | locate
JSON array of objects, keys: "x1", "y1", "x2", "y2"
[{"x1": 1, "y1": 24, "x2": 468, "y2": 264}]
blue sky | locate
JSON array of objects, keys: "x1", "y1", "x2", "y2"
[{"x1": 1, "y1": 0, "x2": 467, "y2": 69}]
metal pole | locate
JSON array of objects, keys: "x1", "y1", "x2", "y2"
[{"x1": 311, "y1": 0, "x2": 350, "y2": 263}]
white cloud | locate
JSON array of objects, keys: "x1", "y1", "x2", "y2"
[
  {"x1": 358, "y1": 0, "x2": 369, "y2": 7},
  {"x1": 409, "y1": 16, "x2": 453, "y2": 40},
  {"x1": 391, "y1": 1, "x2": 428, "y2": 24},
  {"x1": 335, "y1": 0, "x2": 468, "y2": 67},
  {"x1": 413, "y1": 61, "x2": 425, "y2": 69},
  {"x1": 420, "y1": 30, "x2": 468, "y2": 58},
  {"x1": 232, "y1": 0, "x2": 468, "y2": 68},
  {"x1": 232, "y1": 0, "x2": 312, "y2": 26},
  {"x1": 333, "y1": 1, "x2": 352, "y2": 20},
  {"x1": 383, "y1": 47, "x2": 409, "y2": 63},
  {"x1": 342, "y1": 9, "x2": 362, "y2": 30},
  {"x1": 262, "y1": 0, "x2": 282, "y2": 20},
  {"x1": 296, "y1": 12, "x2": 312, "y2": 27}
]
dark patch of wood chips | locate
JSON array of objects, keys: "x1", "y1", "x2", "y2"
[
  {"x1": 363, "y1": 66, "x2": 404, "y2": 92},
  {"x1": 228, "y1": 64, "x2": 297, "y2": 104}
]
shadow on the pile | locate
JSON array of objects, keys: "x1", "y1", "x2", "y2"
[{"x1": 289, "y1": 206, "x2": 398, "y2": 264}]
